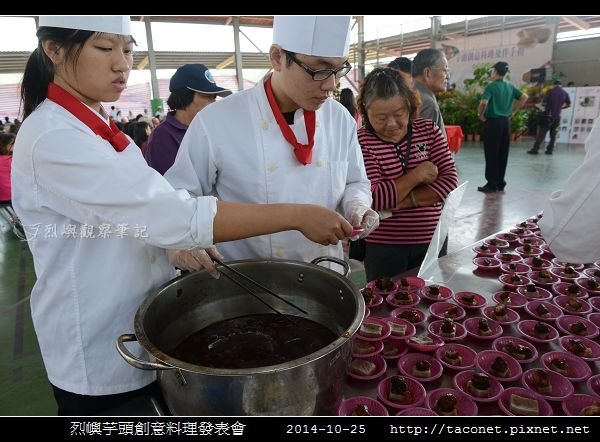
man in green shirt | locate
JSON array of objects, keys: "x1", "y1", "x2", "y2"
[{"x1": 477, "y1": 61, "x2": 528, "y2": 193}]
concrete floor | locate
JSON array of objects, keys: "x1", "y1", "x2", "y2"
[
  {"x1": 0, "y1": 137, "x2": 587, "y2": 415},
  {"x1": 347, "y1": 137, "x2": 587, "y2": 287}
]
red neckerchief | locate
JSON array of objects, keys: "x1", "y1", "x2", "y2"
[
  {"x1": 264, "y1": 76, "x2": 316, "y2": 165},
  {"x1": 47, "y1": 83, "x2": 129, "y2": 152}
]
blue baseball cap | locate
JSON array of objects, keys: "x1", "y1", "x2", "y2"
[{"x1": 169, "y1": 64, "x2": 232, "y2": 97}]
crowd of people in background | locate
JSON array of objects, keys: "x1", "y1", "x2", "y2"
[
  {"x1": 105, "y1": 107, "x2": 160, "y2": 155},
  {"x1": 2, "y1": 116, "x2": 21, "y2": 134}
]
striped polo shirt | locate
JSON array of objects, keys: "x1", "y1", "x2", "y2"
[{"x1": 358, "y1": 118, "x2": 458, "y2": 245}]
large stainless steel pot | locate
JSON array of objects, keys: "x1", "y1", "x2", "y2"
[{"x1": 117, "y1": 257, "x2": 364, "y2": 416}]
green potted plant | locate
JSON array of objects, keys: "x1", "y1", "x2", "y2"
[
  {"x1": 438, "y1": 89, "x2": 467, "y2": 126},
  {"x1": 463, "y1": 92, "x2": 484, "y2": 141},
  {"x1": 511, "y1": 108, "x2": 531, "y2": 140},
  {"x1": 437, "y1": 63, "x2": 493, "y2": 140}
]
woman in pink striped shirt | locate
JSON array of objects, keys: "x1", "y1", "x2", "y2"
[{"x1": 357, "y1": 68, "x2": 458, "y2": 281}]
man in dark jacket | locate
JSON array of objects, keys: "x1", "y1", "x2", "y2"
[{"x1": 527, "y1": 80, "x2": 571, "y2": 155}]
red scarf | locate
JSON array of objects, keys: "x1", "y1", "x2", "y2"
[
  {"x1": 264, "y1": 76, "x2": 316, "y2": 165},
  {"x1": 46, "y1": 83, "x2": 130, "y2": 152}
]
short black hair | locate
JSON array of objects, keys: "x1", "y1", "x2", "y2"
[
  {"x1": 0, "y1": 132, "x2": 16, "y2": 154},
  {"x1": 166, "y1": 88, "x2": 196, "y2": 111},
  {"x1": 388, "y1": 57, "x2": 412, "y2": 74},
  {"x1": 493, "y1": 61, "x2": 509, "y2": 76}
]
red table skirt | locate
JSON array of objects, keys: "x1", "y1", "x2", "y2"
[{"x1": 445, "y1": 125, "x2": 464, "y2": 154}]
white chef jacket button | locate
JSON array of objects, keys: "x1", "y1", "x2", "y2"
[
  {"x1": 149, "y1": 255, "x2": 156, "y2": 264},
  {"x1": 316, "y1": 160, "x2": 324, "y2": 168},
  {"x1": 275, "y1": 248, "x2": 284, "y2": 258},
  {"x1": 315, "y1": 120, "x2": 320, "y2": 128},
  {"x1": 261, "y1": 121, "x2": 269, "y2": 130},
  {"x1": 267, "y1": 163, "x2": 277, "y2": 172}
]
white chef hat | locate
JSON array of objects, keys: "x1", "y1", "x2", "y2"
[
  {"x1": 38, "y1": 16, "x2": 132, "y2": 36},
  {"x1": 272, "y1": 16, "x2": 352, "y2": 58}
]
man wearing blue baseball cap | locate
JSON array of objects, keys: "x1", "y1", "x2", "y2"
[{"x1": 145, "y1": 63, "x2": 231, "y2": 175}]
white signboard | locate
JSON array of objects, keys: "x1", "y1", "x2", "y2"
[
  {"x1": 446, "y1": 25, "x2": 555, "y2": 89},
  {"x1": 569, "y1": 86, "x2": 600, "y2": 144}
]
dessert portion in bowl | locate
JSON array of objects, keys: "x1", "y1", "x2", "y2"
[
  {"x1": 473, "y1": 243, "x2": 499, "y2": 257},
  {"x1": 426, "y1": 388, "x2": 478, "y2": 416},
  {"x1": 517, "y1": 283, "x2": 552, "y2": 300},
  {"x1": 338, "y1": 396, "x2": 389, "y2": 416},
  {"x1": 360, "y1": 287, "x2": 384, "y2": 309},
  {"x1": 347, "y1": 354, "x2": 387, "y2": 380},
  {"x1": 396, "y1": 276, "x2": 426, "y2": 292},
  {"x1": 418, "y1": 284, "x2": 453, "y2": 301},
  {"x1": 464, "y1": 317, "x2": 503, "y2": 340},
  {"x1": 498, "y1": 387, "x2": 553, "y2": 416},
  {"x1": 377, "y1": 375, "x2": 427, "y2": 410},
  {"x1": 492, "y1": 337, "x2": 538, "y2": 364},
  {"x1": 367, "y1": 277, "x2": 399, "y2": 296},
  {"x1": 492, "y1": 290, "x2": 528, "y2": 309},
  {"x1": 454, "y1": 291, "x2": 487, "y2": 309},
  {"x1": 436, "y1": 343, "x2": 477, "y2": 370},
  {"x1": 540, "y1": 350, "x2": 592, "y2": 382}
]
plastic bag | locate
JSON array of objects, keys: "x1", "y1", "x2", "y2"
[{"x1": 418, "y1": 181, "x2": 468, "y2": 280}]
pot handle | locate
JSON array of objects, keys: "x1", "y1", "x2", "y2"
[
  {"x1": 116, "y1": 334, "x2": 175, "y2": 371},
  {"x1": 310, "y1": 256, "x2": 350, "y2": 277}
]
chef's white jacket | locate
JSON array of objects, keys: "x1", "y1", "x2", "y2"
[
  {"x1": 165, "y1": 78, "x2": 372, "y2": 264},
  {"x1": 11, "y1": 100, "x2": 217, "y2": 395},
  {"x1": 539, "y1": 117, "x2": 600, "y2": 263}
]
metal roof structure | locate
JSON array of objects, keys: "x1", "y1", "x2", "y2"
[
  {"x1": 0, "y1": 50, "x2": 273, "y2": 73},
  {"x1": 356, "y1": 15, "x2": 600, "y2": 60},
  {"x1": 129, "y1": 15, "x2": 274, "y2": 28},
  {"x1": 1, "y1": 16, "x2": 599, "y2": 74}
]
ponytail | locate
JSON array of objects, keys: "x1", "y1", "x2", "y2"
[
  {"x1": 20, "y1": 27, "x2": 95, "y2": 120},
  {"x1": 21, "y1": 46, "x2": 54, "y2": 119}
]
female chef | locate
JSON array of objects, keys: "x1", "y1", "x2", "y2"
[{"x1": 12, "y1": 16, "x2": 352, "y2": 415}]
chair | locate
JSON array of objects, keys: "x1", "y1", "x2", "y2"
[
  {"x1": 445, "y1": 125, "x2": 464, "y2": 156},
  {"x1": 0, "y1": 200, "x2": 26, "y2": 240}
]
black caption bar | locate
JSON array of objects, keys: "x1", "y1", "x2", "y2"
[{"x1": 2, "y1": 416, "x2": 597, "y2": 441}]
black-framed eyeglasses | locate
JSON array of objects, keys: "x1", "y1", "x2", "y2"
[{"x1": 285, "y1": 51, "x2": 352, "y2": 81}]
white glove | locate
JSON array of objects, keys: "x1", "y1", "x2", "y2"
[
  {"x1": 347, "y1": 199, "x2": 379, "y2": 240},
  {"x1": 167, "y1": 247, "x2": 223, "y2": 279}
]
